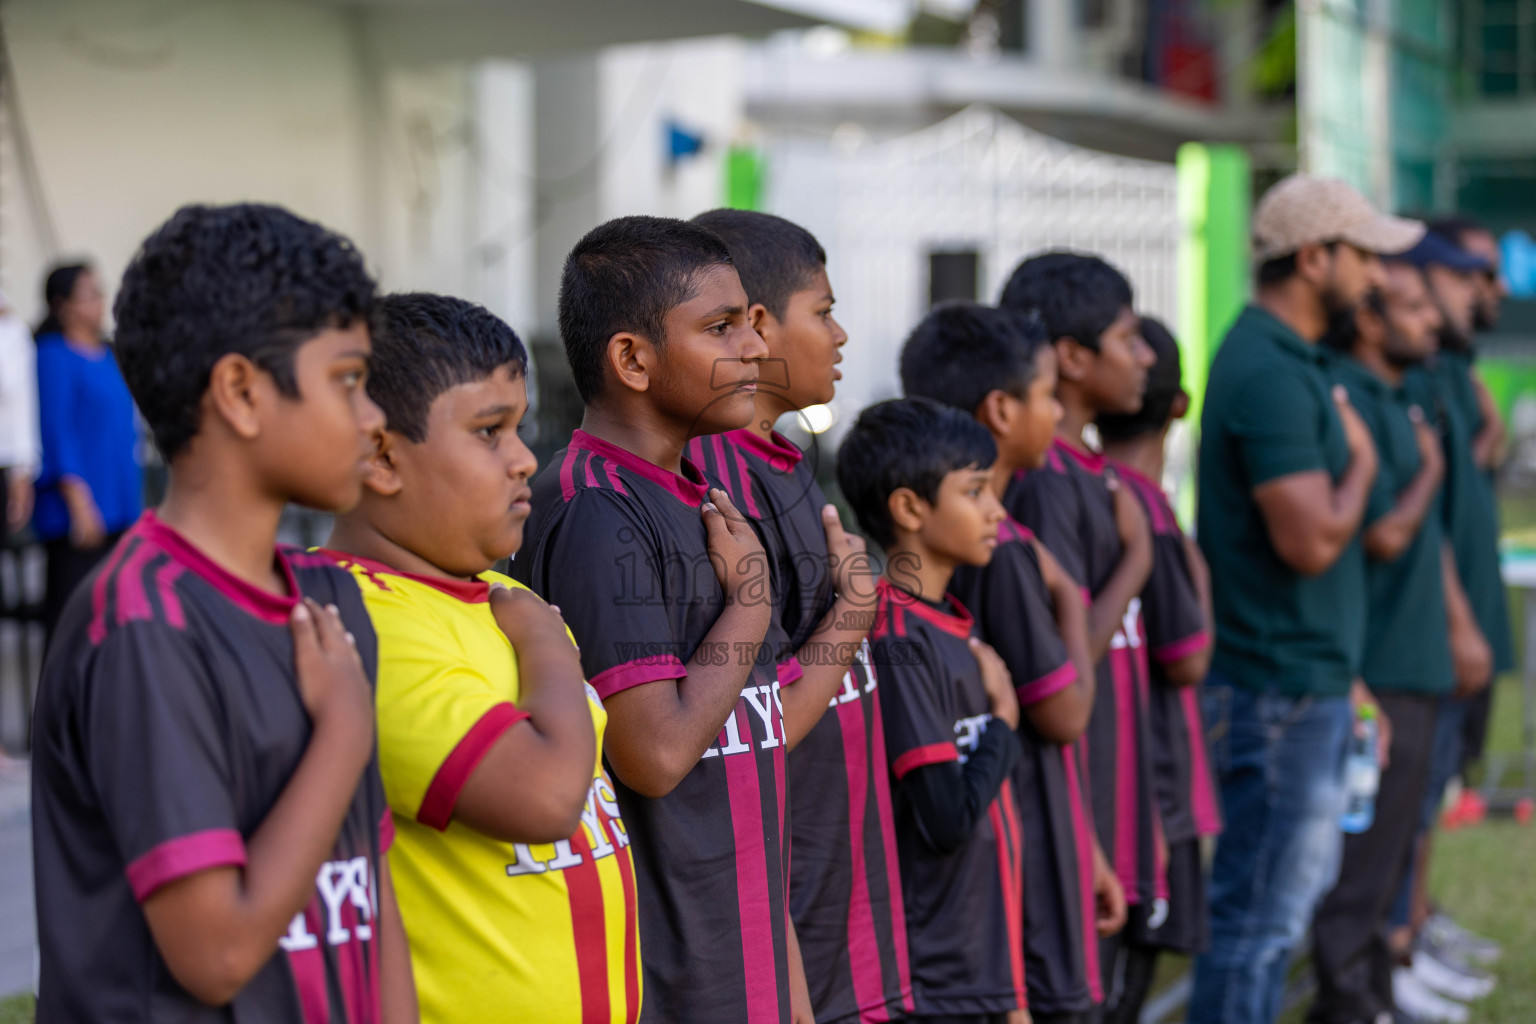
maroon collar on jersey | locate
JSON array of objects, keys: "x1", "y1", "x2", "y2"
[
  {"x1": 319, "y1": 549, "x2": 493, "y2": 603},
  {"x1": 999, "y1": 516, "x2": 1034, "y2": 545},
  {"x1": 726, "y1": 427, "x2": 805, "y2": 471},
  {"x1": 570, "y1": 428, "x2": 711, "y2": 507},
  {"x1": 1053, "y1": 436, "x2": 1107, "y2": 475},
  {"x1": 136, "y1": 510, "x2": 300, "y2": 625},
  {"x1": 877, "y1": 577, "x2": 975, "y2": 638}
]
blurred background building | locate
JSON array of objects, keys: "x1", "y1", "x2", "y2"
[{"x1": 4, "y1": 0, "x2": 1536, "y2": 746}]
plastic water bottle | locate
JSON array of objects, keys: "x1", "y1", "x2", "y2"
[{"x1": 1340, "y1": 704, "x2": 1380, "y2": 834}]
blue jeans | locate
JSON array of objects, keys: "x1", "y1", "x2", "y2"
[{"x1": 1187, "y1": 673, "x2": 1353, "y2": 1024}]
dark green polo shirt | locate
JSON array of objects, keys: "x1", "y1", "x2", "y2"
[
  {"x1": 1408, "y1": 351, "x2": 1514, "y2": 673},
  {"x1": 1196, "y1": 305, "x2": 1364, "y2": 697},
  {"x1": 1334, "y1": 354, "x2": 1452, "y2": 695}
]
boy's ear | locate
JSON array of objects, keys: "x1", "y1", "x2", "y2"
[
  {"x1": 204, "y1": 352, "x2": 267, "y2": 442},
  {"x1": 1054, "y1": 337, "x2": 1092, "y2": 383},
  {"x1": 1171, "y1": 389, "x2": 1191, "y2": 421},
  {"x1": 748, "y1": 303, "x2": 777, "y2": 343},
  {"x1": 362, "y1": 430, "x2": 403, "y2": 497},
  {"x1": 974, "y1": 389, "x2": 1012, "y2": 438},
  {"x1": 606, "y1": 331, "x2": 655, "y2": 394},
  {"x1": 887, "y1": 486, "x2": 928, "y2": 536}
]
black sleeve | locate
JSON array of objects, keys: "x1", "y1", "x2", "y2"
[
  {"x1": 974, "y1": 534, "x2": 1075, "y2": 707},
  {"x1": 1143, "y1": 533, "x2": 1209, "y2": 669},
  {"x1": 903, "y1": 718, "x2": 1019, "y2": 855}
]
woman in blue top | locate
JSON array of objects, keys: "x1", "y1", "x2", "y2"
[{"x1": 33, "y1": 262, "x2": 142, "y2": 642}]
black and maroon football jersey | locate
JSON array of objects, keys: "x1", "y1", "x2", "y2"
[
  {"x1": 1115, "y1": 463, "x2": 1221, "y2": 845},
  {"x1": 1007, "y1": 439, "x2": 1166, "y2": 909},
  {"x1": 513, "y1": 429, "x2": 792, "y2": 1024},
  {"x1": 689, "y1": 428, "x2": 913, "y2": 1024},
  {"x1": 950, "y1": 518, "x2": 1102, "y2": 1013},
  {"x1": 31, "y1": 511, "x2": 391, "y2": 1024},
  {"x1": 872, "y1": 579, "x2": 1026, "y2": 1018}
]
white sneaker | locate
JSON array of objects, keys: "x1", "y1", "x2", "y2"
[
  {"x1": 1411, "y1": 947, "x2": 1496, "y2": 1001},
  {"x1": 1393, "y1": 967, "x2": 1470, "y2": 1024}
]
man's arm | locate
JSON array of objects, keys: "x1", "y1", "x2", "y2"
[
  {"x1": 1253, "y1": 388, "x2": 1378, "y2": 577},
  {"x1": 377, "y1": 851, "x2": 420, "y2": 1024},
  {"x1": 452, "y1": 586, "x2": 597, "y2": 843},
  {"x1": 781, "y1": 505, "x2": 878, "y2": 751},
  {"x1": 601, "y1": 489, "x2": 774, "y2": 798},
  {"x1": 142, "y1": 601, "x2": 377, "y2": 1005},
  {"x1": 1471, "y1": 372, "x2": 1507, "y2": 470},
  {"x1": 1363, "y1": 409, "x2": 1444, "y2": 562},
  {"x1": 1443, "y1": 544, "x2": 1493, "y2": 698}
]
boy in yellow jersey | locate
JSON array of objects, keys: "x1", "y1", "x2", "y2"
[{"x1": 324, "y1": 292, "x2": 640, "y2": 1023}]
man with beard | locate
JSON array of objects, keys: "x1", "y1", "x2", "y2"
[
  {"x1": 1382, "y1": 231, "x2": 1511, "y2": 1012},
  {"x1": 1190, "y1": 175, "x2": 1421, "y2": 1024},
  {"x1": 1427, "y1": 217, "x2": 1511, "y2": 789},
  {"x1": 1308, "y1": 263, "x2": 1482, "y2": 1024}
]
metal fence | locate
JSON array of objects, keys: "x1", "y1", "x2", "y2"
[{"x1": 765, "y1": 105, "x2": 1181, "y2": 430}]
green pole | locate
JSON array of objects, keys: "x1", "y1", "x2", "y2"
[{"x1": 1175, "y1": 142, "x2": 1251, "y2": 526}]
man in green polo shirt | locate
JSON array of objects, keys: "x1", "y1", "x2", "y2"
[
  {"x1": 1309, "y1": 260, "x2": 1482, "y2": 1024},
  {"x1": 1189, "y1": 175, "x2": 1423, "y2": 1024}
]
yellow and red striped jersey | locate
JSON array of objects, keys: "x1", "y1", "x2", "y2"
[{"x1": 333, "y1": 554, "x2": 641, "y2": 1024}]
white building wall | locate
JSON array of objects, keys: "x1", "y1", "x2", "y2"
[{"x1": 1, "y1": 0, "x2": 370, "y2": 324}]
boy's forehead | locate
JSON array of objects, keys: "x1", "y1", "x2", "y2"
[
  {"x1": 676, "y1": 263, "x2": 748, "y2": 316},
  {"x1": 303, "y1": 319, "x2": 372, "y2": 357}
]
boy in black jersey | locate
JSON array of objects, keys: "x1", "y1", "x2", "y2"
[
  {"x1": 999, "y1": 252, "x2": 1162, "y2": 1001},
  {"x1": 1096, "y1": 317, "x2": 1219, "y2": 1024},
  {"x1": 30, "y1": 204, "x2": 417, "y2": 1022},
  {"x1": 838, "y1": 397, "x2": 1026, "y2": 1024},
  {"x1": 512, "y1": 216, "x2": 815, "y2": 1024},
  {"x1": 686, "y1": 209, "x2": 910, "y2": 1024},
  {"x1": 902, "y1": 303, "x2": 1129, "y2": 1024}
]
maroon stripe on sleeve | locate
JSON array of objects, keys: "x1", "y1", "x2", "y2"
[
  {"x1": 112, "y1": 541, "x2": 155, "y2": 626},
  {"x1": 1154, "y1": 630, "x2": 1211, "y2": 665},
  {"x1": 724, "y1": 706, "x2": 782, "y2": 1023},
  {"x1": 589, "y1": 655, "x2": 687, "y2": 701},
  {"x1": 416, "y1": 703, "x2": 528, "y2": 830},
  {"x1": 835, "y1": 697, "x2": 888, "y2": 1018},
  {"x1": 867, "y1": 678, "x2": 915, "y2": 1012},
  {"x1": 564, "y1": 829, "x2": 612, "y2": 1024},
  {"x1": 125, "y1": 828, "x2": 247, "y2": 901},
  {"x1": 1016, "y1": 660, "x2": 1076, "y2": 706},
  {"x1": 732, "y1": 444, "x2": 762, "y2": 519},
  {"x1": 891, "y1": 742, "x2": 959, "y2": 781},
  {"x1": 776, "y1": 656, "x2": 804, "y2": 687}
]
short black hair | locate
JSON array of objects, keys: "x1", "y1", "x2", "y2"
[
  {"x1": 998, "y1": 250, "x2": 1133, "y2": 352},
  {"x1": 558, "y1": 215, "x2": 734, "y2": 404},
  {"x1": 836, "y1": 397, "x2": 996, "y2": 549},
  {"x1": 368, "y1": 293, "x2": 528, "y2": 443},
  {"x1": 1098, "y1": 316, "x2": 1184, "y2": 442},
  {"x1": 114, "y1": 203, "x2": 375, "y2": 458},
  {"x1": 690, "y1": 209, "x2": 826, "y2": 320},
  {"x1": 1256, "y1": 241, "x2": 1341, "y2": 286},
  {"x1": 899, "y1": 302, "x2": 1051, "y2": 413}
]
